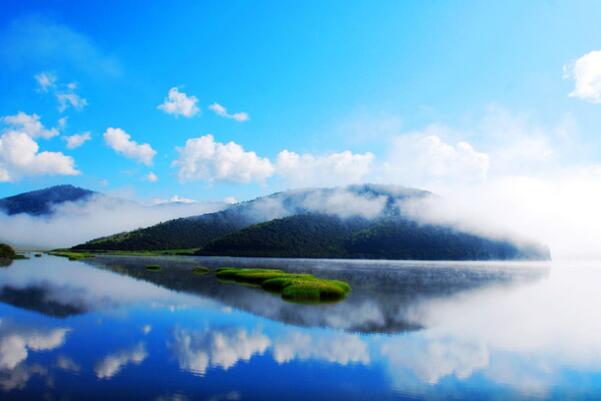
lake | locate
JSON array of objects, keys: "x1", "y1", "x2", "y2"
[{"x1": 1, "y1": 254, "x2": 600, "y2": 400}]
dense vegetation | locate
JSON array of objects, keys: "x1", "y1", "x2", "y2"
[
  {"x1": 216, "y1": 267, "x2": 351, "y2": 302},
  {"x1": 73, "y1": 209, "x2": 254, "y2": 251},
  {"x1": 200, "y1": 214, "x2": 370, "y2": 258},
  {"x1": 0, "y1": 185, "x2": 95, "y2": 216},
  {"x1": 200, "y1": 214, "x2": 550, "y2": 260}
]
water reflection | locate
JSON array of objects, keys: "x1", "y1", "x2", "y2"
[
  {"x1": 171, "y1": 327, "x2": 270, "y2": 376},
  {"x1": 85, "y1": 254, "x2": 548, "y2": 333},
  {"x1": 4, "y1": 254, "x2": 601, "y2": 400},
  {"x1": 95, "y1": 342, "x2": 148, "y2": 379}
]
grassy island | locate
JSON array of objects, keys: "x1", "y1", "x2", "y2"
[
  {"x1": 216, "y1": 267, "x2": 351, "y2": 303},
  {"x1": 49, "y1": 250, "x2": 94, "y2": 261},
  {"x1": 192, "y1": 266, "x2": 210, "y2": 275},
  {"x1": 146, "y1": 264, "x2": 162, "y2": 271}
]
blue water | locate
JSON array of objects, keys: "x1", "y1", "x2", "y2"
[{"x1": 1, "y1": 254, "x2": 600, "y2": 400}]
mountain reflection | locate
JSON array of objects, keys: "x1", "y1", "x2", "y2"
[{"x1": 84, "y1": 255, "x2": 548, "y2": 333}]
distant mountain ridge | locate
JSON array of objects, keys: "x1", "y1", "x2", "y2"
[
  {"x1": 0, "y1": 185, "x2": 96, "y2": 216},
  {"x1": 73, "y1": 184, "x2": 551, "y2": 261}
]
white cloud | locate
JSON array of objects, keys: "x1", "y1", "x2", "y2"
[
  {"x1": 300, "y1": 188, "x2": 388, "y2": 219},
  {"x1": 103, "y1": 127, "x2": 156, "y2": 166},
  {"x1": 173, "y1": 134, "x2": 274, "y2": 183},
  {"x1": 56, "y1": 90, "x2": 88, "y2": 112},
  {"x1": 153, "y1": 195, "x2": 197, "y2": 204},
  {"x1": 380, "y1": 129, "x2": 489, "y2": 187},
  {"x1": 208, "y1": 103, "x2": 249, "y2": 122},
  {"x1": 276, "y1": 150, "x2": 374, "y2": 187},
  {"x1": 3, "y1": 112, "x2": 58, "y2": 139},
  {"x1": 34, "y1": 72, "x2": 56, "y2": 92},
  {"x1": 34, "y1": 72, "x2": 88, "y2": 112},
  {"x1": 145, "y1": 172, "x2": 158, "y2": 182},
  {"x1": 158, "y1": 87, "x2": 199, "y2": 118},
  {"x1": 63, "y1": 131, "x2": 91, "y2": 149},
  {"x1": 564, "y1": 50, "x2": 601, "y2": 103},
  {"x1": 224, "y1": 196, "x2": 237, "y2": 204},
  {"x1": 95, "y1": 343, "x2": 147, "y2": 379},
  {"x1": 0, "y1": 131, "x2": 79, "y2": 182}
]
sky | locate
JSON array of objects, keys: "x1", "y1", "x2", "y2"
[{"x1": 2, "y1": 1, "x2": 601, "y2": 257}]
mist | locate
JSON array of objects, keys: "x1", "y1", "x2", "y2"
[
  {"x1": 400, "y1": 173, "x2": 601, "y2": 260},
  {"x1": 0, "y1": 195, "x2": 226, "y2": 250}
]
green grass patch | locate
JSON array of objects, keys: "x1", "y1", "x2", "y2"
[
  {"x1": 192, "y1": 266, "x2": 210, "y2": 275},
  {"x1": 12, "y1": 254, "x2": 29, "y2": 260},
  {"x1": 34, "y1": 254, "x2": 42, "y2": 257},
  {"x1": 48, "y1": 250, "x2": 94, "y2": 261},
  {"x1": 215, "y1": 267, "x2": 351, "y2": 303},
  {"x1": 145, "y1": 264, "x2": 162, "y2": 272}
]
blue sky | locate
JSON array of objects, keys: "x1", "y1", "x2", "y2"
[{"x1": 2, "y1": 1, "x2": 601, "y2": 204}]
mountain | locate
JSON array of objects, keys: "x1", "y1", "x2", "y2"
[
  {"x1": 199, "y1": 213, "x2": 550, "y2": 260},
  {"x1": 0, "y1": 185, "x2": 96, "y2": 216},
  {"x1": 72, "y1": 184, "x2": 550, "y2": 260},
  {"x1": 72, "y1": 184, "x2": 430, "y2": 251}
]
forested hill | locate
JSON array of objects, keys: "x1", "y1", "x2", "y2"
[
  {"x1": 72, "y1": 184, "x2": 550, "y2": 261},
  {"x1": 73, "y1": 184, "x2": 429, "y2": 251},
  {"x1": 198, "y1": 213, "x2": 551, "y2": 260},
  {"x1": 0, "y1": 185, "x2": 96, "y2": 216}
]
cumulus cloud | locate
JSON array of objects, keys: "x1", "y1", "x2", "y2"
[
  {"x1": 564, "y1": 50, "x2": 601, "y2": 103},
  {"x1": 0, "y1": 112, "x2": 79, "y2": 181},
  {"x1": 172, "y1": 135, "x2": 374, "y2": 187},
  {"x1": 158, "y1": 87, "x2": 200, "y2": 118},
  {"x1": 63, "y1": 131, "x2": 91, "y2": 149},
  {"x1": 173, "y1": 134, "x2": 274, "y2": 183},
  {"x1": 275, "y1": 150, "x2": 374, "y2": 187},
  {"x1": 95, "y1": 343, "x2": 147, "y2": 379},
  {"x1": 3, "y1": 112, "x2": 59, "y2": 139},
  {"x1": 0, "y1": 131, "x2": 79, "y2": 182},
  {"x1": 381, "y1": 129, "x2": 489, "y2": 187},
  {"x1": 208, "y1": 103, "x2": 249, "y2": 122},
  {"x1": 104, "y1": 127, "x2": 156, "y2": 166},
  {"x1": 0, "y1": 194, "x2": 227, "y2": 249}
]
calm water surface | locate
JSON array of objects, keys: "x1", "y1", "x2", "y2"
[{"x1": 1, "y1": 254, "x2": 600, "y2": 400}]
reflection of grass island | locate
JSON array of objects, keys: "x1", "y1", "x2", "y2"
[
  {"x1": 216, "y1": 267, "x2": 351, "y2": 303},
  {"x1": 146, "y1": 264, "x2": 162, "y2": 271},
  {"x1": 192, "y1": 266, "x2": 210, "y2": 275}
]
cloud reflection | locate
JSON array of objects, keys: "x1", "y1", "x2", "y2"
[
  {"x1": 94, "y1": 342, "x2": 148, "y2": 379},
  {"x1": 0, "y1": 319, "x2": 69, "y2": 370}
]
